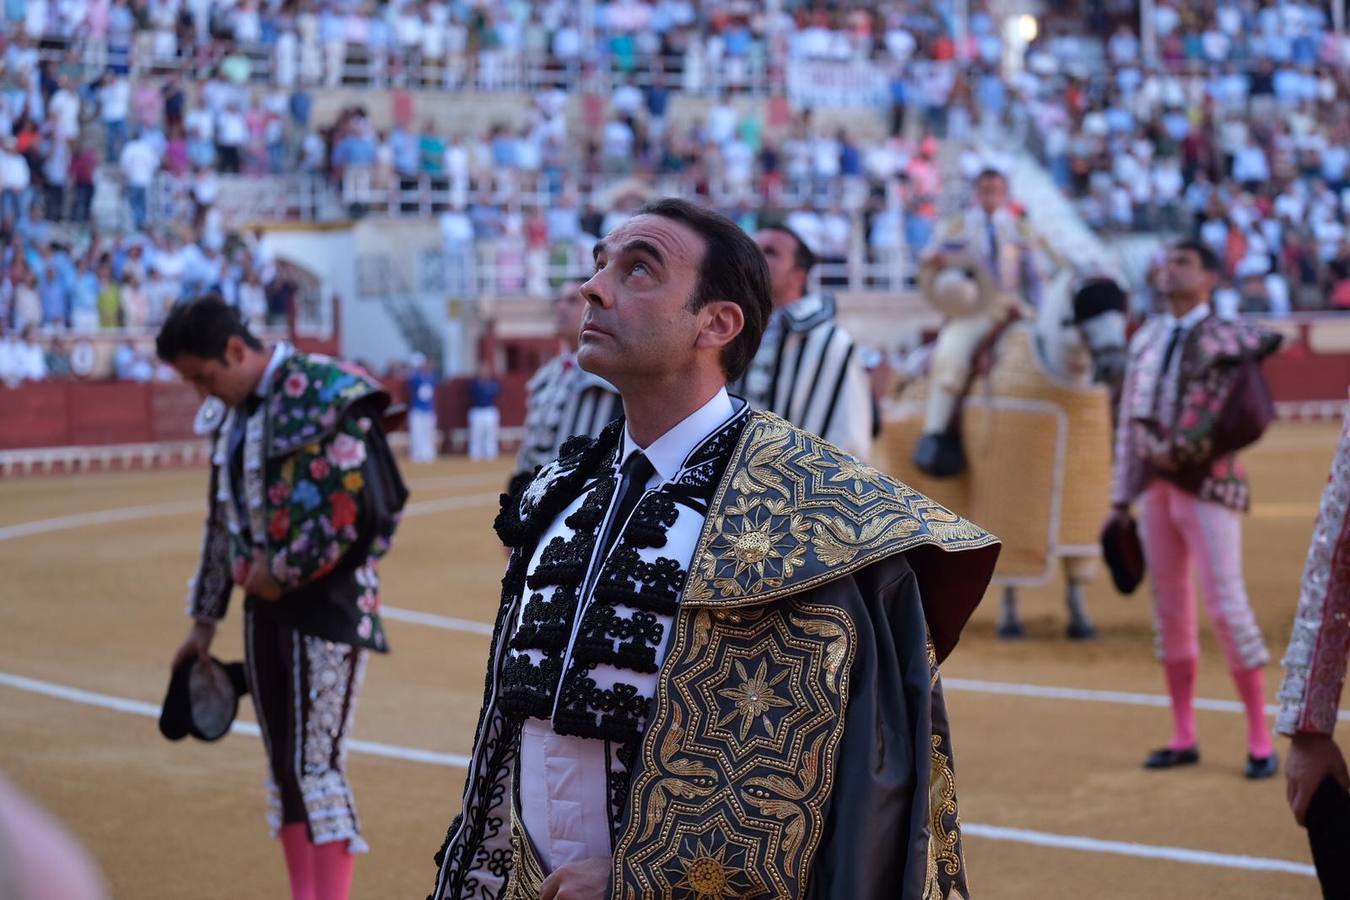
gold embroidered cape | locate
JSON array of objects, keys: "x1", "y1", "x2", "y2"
[{"x1": 433, "y1": 411, "x2": 1000, "y2": 900}]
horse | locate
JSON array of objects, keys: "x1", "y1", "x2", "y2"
[{"x1": 880, "y1": 258, "x2": 1126, "y2": 639}]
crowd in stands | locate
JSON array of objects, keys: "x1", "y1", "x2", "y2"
[
  {"x1": 0, "y1": 0, "x2": 1345, "y2": 336},
  {"x1": 1018, "y1": 2, "x2": 1350, "y2": 313}
]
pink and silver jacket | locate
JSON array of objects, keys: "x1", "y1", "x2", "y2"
[
  {"x1": 1111, "y1": 314, "x2": 1280, "y2": 512},
  {"x1": 1278, "y1": 399, "x2": 1350, "y2": 735}
]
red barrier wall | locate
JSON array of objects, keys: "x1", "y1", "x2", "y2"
[
  {"x1": 2, "y1": 339, "x2": 1346, "y2": 451},
  {"x1": 0, "y1": 381, "x2": 202, "y2": 449}
]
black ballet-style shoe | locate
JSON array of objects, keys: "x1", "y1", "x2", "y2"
[
  {"x1": 1244, "y1": 753, "x2": 1279, "y2": 780},
  {"x1": 1142, "y1": 746, "x2": 1200, "y2": 769}
]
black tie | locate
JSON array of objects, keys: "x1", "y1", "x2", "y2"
[
  {"x1": 1159, "y1": 325, "x2": 1183, "y2": 376},
  {"x1": 600, "y1": 451, "x2": 656, "y2": 559},
  {"x1": 1150, "y1": 325, "x2": 1184, "y2": 415},
  {"x1": 986, "y1": 215, "x2": 999, "y2": 271}
]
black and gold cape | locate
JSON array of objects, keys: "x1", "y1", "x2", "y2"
[{"x1": 431, "y1": 411, "x2": 1000, "y2": 900}]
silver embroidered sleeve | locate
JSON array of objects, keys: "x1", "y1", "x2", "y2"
[
  {"x1": 1110, "y1": 368, "x2": 1141, "y2": 505},
  {"x1": 1277, "y1": 406, "x2": 1350, "y2": 735},
  {"x1": 186, "y1": 486, "x2": 234, "y2": 621}
]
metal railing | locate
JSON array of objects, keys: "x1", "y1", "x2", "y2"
[{"x1": 28, "y1": 36, "x2": 775, "y2": 96}]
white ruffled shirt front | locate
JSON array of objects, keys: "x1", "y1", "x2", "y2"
[{"x1": 516, "y1": 388, "x2": 734, "y2": 871}]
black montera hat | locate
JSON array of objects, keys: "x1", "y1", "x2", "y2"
[
  {"x1": 158, "y1": 655, "x2": 249, "y2": 742},
  {"x1": 1100, "y1": 515, "x2": 1146, "y2": 596}
]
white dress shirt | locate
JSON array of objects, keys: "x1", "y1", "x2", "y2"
[
  {"x1": 1157, "y1": 301, "x2": 1210, "y2": 422},
  {"x1": 517, "y1": 388, "x2": 735, "y2": 871}
]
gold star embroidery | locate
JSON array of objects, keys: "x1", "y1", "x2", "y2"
[
  {"x1": 717, "y1": 658, "x2": 792, "y2": 740},
  {"x1": 672, "y1": 836, "x2": 751, "y2": 900}
]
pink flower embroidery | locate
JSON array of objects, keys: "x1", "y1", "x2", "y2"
[
  {"x1": 327, "y1": 433, "x2": 367, "y2": 470},
  {"x1": 309, "y1": 457, "x2": 331, "y2": 480},
  {"x1": 1178, "y1": 409, "x2": 1200, "y2": 430},
  {"x1": 267, "y1": 481, "x2": 290, "y2": 505},
  {"x1": 357, "y1": 616, "x2": 373, "y2": 640},
  {"x1": 357, "y1": 591, "x2": 377, "y2": 613},
  {"x1": 283, "y1": 372, "x2": 308, "y2": 398}
]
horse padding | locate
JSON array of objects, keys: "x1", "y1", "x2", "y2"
[{"x1": 879, "y1": 327, "x2": 1114, "y2": 585}]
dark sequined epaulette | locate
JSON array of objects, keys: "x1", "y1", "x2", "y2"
[{"x1": 494, "y1": 422, "x2": 622, "y2": 550}]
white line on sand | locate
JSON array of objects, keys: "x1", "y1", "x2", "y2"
[
  {"x1": 941, "y1": 676, "x2": 1350, "y2": 723},
  {"x1": 0, "y1": 490, "x2": 501, "y2": 543},
  {"x1": 0, "y1": 670, "x2": 1313, "y2": 878},
  {"x1": 0, "y1": 670, "x2": 470, "y2": 768},
  {"x1": 961, "y1": 824, "x2": 1314, "y2": 877},
  {"x1": 380, "y1": 607, "x2": 495, "y2": 636},
  {"x1": 0, "y1": 501, "x2": 204, "y2": 541}
]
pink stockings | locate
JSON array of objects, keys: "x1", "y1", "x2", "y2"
[
  {"x1": 1161, "y1": 658, "x2": 1273, "y2": 758},
  {"x1": 279, "y1": 823, "x2": 355, "y2": 900},
  {"x1": 1141, "y1": 481, "x2": 1273, "y2": 758}
]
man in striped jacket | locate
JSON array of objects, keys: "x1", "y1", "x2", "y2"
[
  {"x1": 509, "y1": 280, "x2": 622, "y2": 495},
  {"x1": 734, "y1": 224, "x2": 874, "y2": 460}
]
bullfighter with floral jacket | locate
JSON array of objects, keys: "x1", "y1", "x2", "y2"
[
  {"x1": 160, "y1": 297, "x2": 409, "y2": 900},
  {"x1": 1112, "y1": 292, "x2": 1281, "y2": 777}
]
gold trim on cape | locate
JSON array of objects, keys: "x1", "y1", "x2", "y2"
[{"x1": 683, "y1": 412, "x2": 998, "y2": 609}]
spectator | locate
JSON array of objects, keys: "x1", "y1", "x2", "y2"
[
  {"x1": 38, "y1": 263, "x2": 66, "y2": 328},
  {"x1": 70, "y1": 142, "x2": 98, "y2": 225},
  {"x1": 99, "y1": 71, "x2": 131, "y2": 161},
  {"x1": 0, "y1": 137, "x2": 30, "y2": 226},
  {"x1": 113, "y1": 337, "x2": 152, "y2": 381},
  {"x1": 44, "y1": 336, "x2": 73, "y2": 377},
  {"x1": 11, "y1": 270, "x2": 40, "y2": 332},
  {"x1": 96, "y1": 261, "x2": 122, "y2": 328},
  {"x1": 215, "y1": 101, "x2": 247, "y2": 173},
  {"x1": 3, "y1": 323, "x2": 47, "y2": 382},
  {"x1": 466, "y1": 358, "x2": 500, "y2": 460},
  {"x1": 70, "y1": 258, "x2": 100, "y2": 333},
  {"x1": 120, "y1": 131, "x2": 160, "y2": 230}
]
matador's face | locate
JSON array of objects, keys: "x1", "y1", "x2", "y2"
[{"x1": 576, "y1": 214, "x2": 708, "y2": 388}]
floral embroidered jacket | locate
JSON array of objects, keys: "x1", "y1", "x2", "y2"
[
  {"x1": 186, "y1": 350, "x2": 409, "y2": 652},
  {"x1": 431, "y1": 411, "x2": 1001, "y2": 900},
  {"x1": 1278, "y1": 399, "x2": 1350, "y2": 735},
  {"x1": 1112, "y1": 314, "x2": 1281, "y2": 512}
]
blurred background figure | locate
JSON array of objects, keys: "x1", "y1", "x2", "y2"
[
  {"x1": 0, "y1": 771, "x2": 108, "y2": 900},
  {"x1": 466, "y1": 358, "x2": 500, "y2": 461},
  {"x1": 406, "y1": 351, "x2": 440, "y2": 463}
]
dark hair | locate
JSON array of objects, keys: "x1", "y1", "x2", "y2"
[
  {"x1": 635, "y1": 198, "x2": 771, "y2": 383},
  {"x1": 975, "y1": 167, "x2": 1007, "y2": 184},
  {"x1": 759, "y1": 222, "x2": 816, "y2": 274},
  {"x1": 155, "y1": 294, "x2": 263, "y2": 362},
  {"x1": 1168, "y1": 238, "x2": 1222, "y2": 273}
]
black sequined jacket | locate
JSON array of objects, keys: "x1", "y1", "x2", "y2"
[{"x1": 431, "y1": 410, "x2": 1000, "y2": 900}]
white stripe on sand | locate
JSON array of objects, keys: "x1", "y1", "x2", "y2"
[
  {"x1": 379, "y1": 606, "x2": 495, "y2": 636},
  {"x1": 0, "y1": 501, "x2": 204, "y2": 541},
  {"x1": 941, "y1": 676, "x2": 1350, "y2": 723},
  {"x1": 961, "y1": 824, "x2": 1314, "y2": 877},
  {"x1": 0, "y1": 669, "x2": 1313, "y2": 878},
  {"x1": 0, "y1": 670, "x2": 470, "y2": 768},
  {"x1": 0, "y1": 491, "x2": 502, "y2": 543}
]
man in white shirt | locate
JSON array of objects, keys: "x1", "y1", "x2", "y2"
[
  {"x1": 0, "y1": 138, "x2": 30, "y2": 226},
  {"x1": 48, "y1": 77, "x2": 80, "y2": 144},
  {"x1": 433, "y1": 199, "x2": 997, "y2": 900},
  {"x1": 215, "y1": 102, "x2": 248, "y2": 173},
  {"x1": 99, "y1": 72, "x2": 130, "y2": 161},
  {"x1": 119, "y1": 132, "x2": 160, "y2": 231}
]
